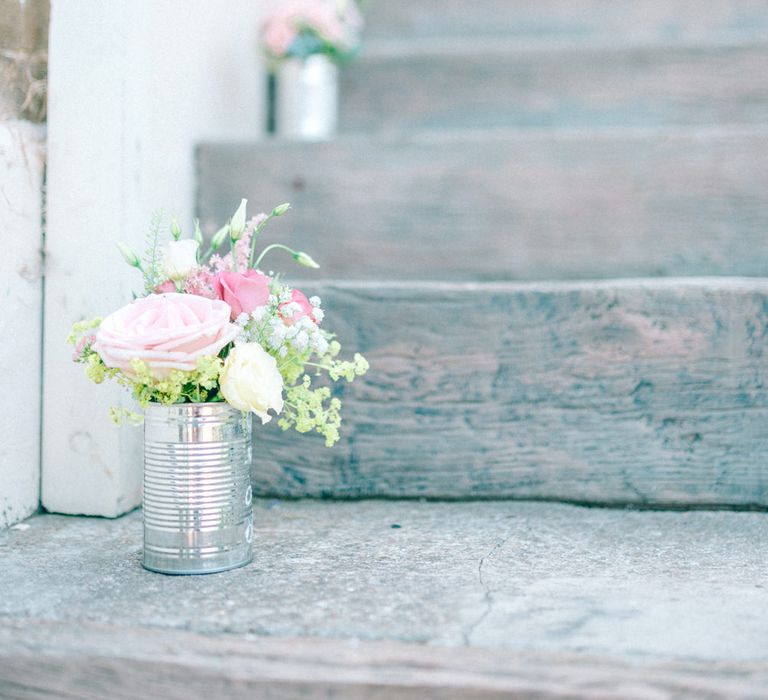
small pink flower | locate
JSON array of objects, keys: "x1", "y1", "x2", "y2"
[
  {"x1": 214, "y1": 270, "x2": 271, "y2": 320},
  {"x1": 279, "y1": 289, "x2": 317, "y2": 326},
  {"x1": 154, "y1": 279, "x2": 177, "y2": 294},
  {"x1": 260, "y1": 0, "x2": 363, "y2": 58},
  {"x1": 184, "y1": 266, "x2": 218, "y2": 300},
  {"x1": 72, "y1": 334, "x2": 95, "y2": 361},
  {"x1": 93, "y1": 293, "x2": 238, "y2": 378}
]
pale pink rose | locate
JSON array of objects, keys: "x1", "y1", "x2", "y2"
[
  {"x1": 279, "y1": 289, "x2": 317, "y2": 326},
  {"x1": 93, "y1": 293, "x2": 238, "y2": 378},
  {"x1": 214, "y1": 270, "x2": 271, "y2": 320}
]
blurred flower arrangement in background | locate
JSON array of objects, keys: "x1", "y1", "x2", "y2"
[
  {"x1": 260, "y1": 0, "x2": 363, "y2": 63},
  {"x1": 68, "y1": 200, "x2": 368, "y2": 447}
]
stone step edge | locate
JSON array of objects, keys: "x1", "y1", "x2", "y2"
[
  {"x1": 0, "y1": 619, "x2": 765, "y2": 699},
  {"x1": 359, "y1": 34, "x2": 768, "y2": 60},
  {"x1": 232, "y1": 123, "x2": 768, "y2": 147},
  {"x1": 275, "y1": 277, "x2": 768, "y2": 293}
]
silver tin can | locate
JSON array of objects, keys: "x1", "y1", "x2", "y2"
[
  {"x1": 142, "y1": 402, "x2": 253, "y2": 575},
  {"x1": 276, "y1": 54, "x2": 339, "y2": 140}
]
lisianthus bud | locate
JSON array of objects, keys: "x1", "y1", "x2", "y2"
[
  {"x1": 170, "y1": 216, "x2": 182, "y2": 240},
  {"x1": 210, "y1": 224, "x2": 229, "y2": 250},
  {"x1": 116, "y1": 242, "x2": 141, "y2": 268},
  {"x1": 193, "y1": 219, "x2": 204, "y2": 247},
  {"x1": 294, "y1": 251, "x2": 320, "y2": 269},
  {"x1": 162, "y1": 239, "x2": 199, "y2": 281},
  {"x1": 230, "y1": 198, "x2": 248, "y2": 241},
  {"x1": 272, "y1": 202, "x2": 291, "y2": 217}
]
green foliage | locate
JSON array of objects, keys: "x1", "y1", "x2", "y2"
[
  {"x1": 275, "y1": 339, "x2": 369, "y2": 448},
  {"x1": 278, "y1": 375, "x2": 343, "y2": 448},
  {"x1": 66, "y1": 317, "x2": 102, "y2": 345},
  {"x1": 142, "y1": 210, "x2": 166, "y2": 293},
  {"x1": 115, "y1": 357, "x2": 225, "y2": 407}
]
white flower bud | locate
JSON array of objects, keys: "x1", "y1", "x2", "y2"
[
  {"x1": 161, "y1": 239, "x2": 199, "y2": 281},
  {"x1": 116, "y1": 242, "x2": 141, "y2": 268},
  {"x1": 272, "y1": 202, "x2": 291, "y2": 217},
  {"x1": 210, "y1": 224, "x2": 229, "y2": 250},
  {"x1": 193, "y1": 219, "x2": 204, "y2": 246},
  {"x1": 170, "y1": 216, "x2": 182, "y2": 240},
  {"x1": 230, "y1": 198, "x2": 248, "y2": 241},
  {"x1": 293, "y1": 251, "x2": 320, "y2": 269}
]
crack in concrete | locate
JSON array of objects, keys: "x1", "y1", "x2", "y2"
[{"x1": 462, "y1": 534, "x2": 513, "y2": 645}]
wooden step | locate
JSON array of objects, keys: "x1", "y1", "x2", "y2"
[
  {"x1": 197, "y1": 129, "x2": 768, "y2": 281},
  {"x1": 364, "y1": 0, "x2": 768, "y2": 43},
  {"x1": 2, "y1": 502, "x2": 767, "y2": 698},
  {"x1": 340, "y1": 42, "x2": 768, "y2": 132},
  {"x1": 248, "y1": 278, "x2": 768, "y2": 506}
]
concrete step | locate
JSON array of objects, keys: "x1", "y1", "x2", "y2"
[
  {"x1": 340, "y1": 42, "x2": 768, "y2": 132},
  {"x1": 251, "y1": 278, "x2": 768, "y2": 506},
  {"x1": 197, "y1": 129, "x2": 768, "y2": 281},
  {"x1": 364, "y1": 0, "x2": 768, "y2": 44},
  {"x1": 1, "y1": 501, "x2": 766, "y2": 698}
]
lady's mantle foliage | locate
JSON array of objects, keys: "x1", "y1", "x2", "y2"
[{"x1": 68, "y1": 200, "x2": 368, "y2": 447}]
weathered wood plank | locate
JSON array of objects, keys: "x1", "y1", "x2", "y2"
[
  {"x1": 249, "y1": 279, "x2": 768, "y2": 505},
  {"x1": 340, "y1": 43, "x2": 768, "y2": 131},
  {"x1": 364, "y1": 0, "x2": 768, "y2": 43},
  {"x1": 197, "y1": 130, "x2": 768, "y2": 280},
  {"x1": 2, "y1": 619, "x2": 767, "y2": 699}
]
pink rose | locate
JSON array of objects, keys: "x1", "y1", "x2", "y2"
[
  {"x1": 93, "y1": 293, "x2": 238, "y2": 377},
  {"x1": 214, "y1": 270, "x2": 271, "y2": 320},
  {"x1": 154, "y1": 280, "x2": 177, "y2": 294},
  {"x1": 279, "y1": 289, "x2": 317, "y2": 326}
]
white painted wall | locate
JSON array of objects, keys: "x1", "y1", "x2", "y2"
[
  {"x1": 43, "y1": 0, "x2": 266, "y2": 516},
  {"x1": 0, "y1": 121, "x2": 45, "y2": 528}
]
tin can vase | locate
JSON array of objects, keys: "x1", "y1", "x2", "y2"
[
  {"x1": 142, "y1": 402, "x2": 253, "y2": 575},
  {"x1": 276, "y1": 54, "x2": 339, "y2": 140}
]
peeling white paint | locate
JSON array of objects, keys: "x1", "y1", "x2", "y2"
[
  {"x1": 42, "y1": 0, "x2": 267, "y2": 517},
  {"x1": 0, "y1": 120, "x2": 45, "y2": 528}
]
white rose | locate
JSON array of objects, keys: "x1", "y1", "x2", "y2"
[
  {"x1": 161, "y1": 239, "x2": 199, "y2": 281},
  {"x1": 220, "y1": 342, "x2": 284, "y2": 424}
]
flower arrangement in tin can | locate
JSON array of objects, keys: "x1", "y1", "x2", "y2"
[
  {"x1": 68, "y1": 200, "x2": 369, "y2": 447},
  {"x1": 260, "y1": 0, "x2": 364, "y2": 63}
]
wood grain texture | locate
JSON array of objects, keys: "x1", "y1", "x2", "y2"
[
  {"x1": 363, "y1": 0, "x2": 768, "y2": 43},
  {"x1": 246, "y1": 279, "x2": 768, "y2": 505},
  {"x1": 197, "y1": 130, "x2": 768, "y2": 281},
  {"x1": 341, "y1": 43, "x2": 768, "y2": 132},
  {"x1": 1, "y1": 619, "x2": 767, "y2": 699}
]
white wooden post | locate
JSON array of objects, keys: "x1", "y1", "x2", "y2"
[
  {"x1": 42, "y1": 0, "x2": 266, "y2": 517},
  {"x1": 0, "y1": 121, "x2": 45, "y2": 528}
]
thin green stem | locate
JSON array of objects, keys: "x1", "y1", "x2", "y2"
[
  {"x1": 248, "y1": 213, "x2": 277, "y2": 268},
  {"x1": 303, "y1": 361, "x2": 333, "y2": 370},
  {"x1": 253, "y1": 243, "x2": 296, "y2": 270}
]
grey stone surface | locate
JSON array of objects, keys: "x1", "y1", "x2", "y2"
[{"x1": 1, "y1": 500, "x2": 766, "y2": 664}]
